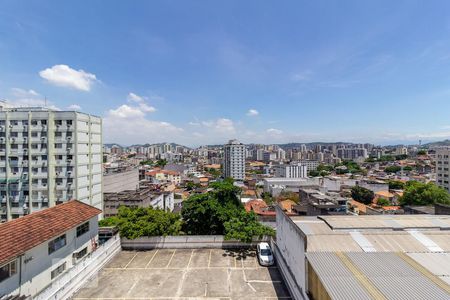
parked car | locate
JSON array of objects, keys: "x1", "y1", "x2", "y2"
[{"x1": 257, "y1": 242, "x2": 274, "y2": 266}]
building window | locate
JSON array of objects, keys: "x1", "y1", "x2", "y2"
[
  {"x1": 76, "y1": 222, "x2": 90, "y2": 237},
  {"x1": 74, "y1": 247, "x2": 88, "y2": 260},
  {"x1": 50, "y1": 262, "x2": 66, "y2": 279},
  {"x1": 48, "y1": 234, "x2": 66, "y2": 254},
  {"x1": 0, "y1": 260, "x2": 17, "y2": 283}
]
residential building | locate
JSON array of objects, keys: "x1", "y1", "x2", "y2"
[
  {"x1": 275, "y1": 207, "x2": 450, "y2": 300},
  {"x1": 299, "y1": 188, "x2": 348, "y2": 215},
  {"x1": 223, "y1": 139, "x2": 245, "y2": 181},
  {"x1": 103, "y1": 183, "x2": 174, "y2": 217},
  {"x1": 297, "y1": 159, "x2": 319, "y2": 171},
  {"x1": 274, "y1": 163, "x2": 307, "y2": 178},
  {"x1": 144, "y1": 168, "x2": 181, "y2": 185},
  {"x1": 336, "y1": 147, "x2": 368, "y2": 160},
  {"x1": 395, "y1": 146, "x2": 408, "y2": 156},
  {"x1": 0, "y1": 200, "x2": 101, "y2": 298},
  {"x1": 436, "y1": 147, "x2": 450, "y2": 192},
  {"x1": 0, "y1": 105, "x2": 103, "y2": 222}
]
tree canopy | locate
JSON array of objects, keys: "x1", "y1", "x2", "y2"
[
  {"x1": 399, "y1": 181, "x2": 450, "y2": 206},
  {"x1": 351, "y1": 186, "x2": 375, "y2": 205},
  {"x1": 387, "y1": 180, "x2": 405, "y2": 190},
  {"x1": 384, "y1": 165, "x2": 401, "y2": 173},
  {"x1": 99, "y1": 206, "x2": 182, "y2": 239},
  {"x1": 181, "y1": 178, "x2": 274, "y2": 242}
]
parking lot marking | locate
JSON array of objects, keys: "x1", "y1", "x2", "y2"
[
  {"x1": 186, "y1": 249, "x2": 194, "y2": 269},
  {"x1": 247, "y1": 282, "x2": 257, "y2": 292},
  {"x1": 166, "y1": 249, "x2": 176, "y2": 268},
  {"x1": 207, "y1": 249, "x2": 212, "y2": 268},
  {"x1": 124, "y1": 252, "x2": 138, "y2": 269},
  {"x1": 145, "y1": 249, "x2": 159, "y2": 268}
]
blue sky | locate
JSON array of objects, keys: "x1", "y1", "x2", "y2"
[{"x1": 1, "y1": 1, "x2": 450, "y2": 146}]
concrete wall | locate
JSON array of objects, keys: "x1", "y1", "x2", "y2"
[
  {"x1": 33, "y1": 234, "x2": 120, "y2": 300},
  {"x1": 275, "y1": 205, "x2": 308, "y2": 300},
  {"x1": 121, "y1": 235, "x2": 270, "y2": 250},
  {"x1": 103, "y1": 168, "x2": 139, "y2": 193}
]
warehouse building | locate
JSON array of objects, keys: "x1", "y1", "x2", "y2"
[{"x1": 274, "y1": 206, "x2": 450, "y2": 300}]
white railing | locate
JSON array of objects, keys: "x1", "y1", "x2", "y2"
[{"x1": 33, "y1": 235, "x2": 121, "y2": 300}]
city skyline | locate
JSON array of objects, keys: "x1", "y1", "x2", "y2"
[{"x1": 2, "y1": 1, "x2": 450, "y2": 146}]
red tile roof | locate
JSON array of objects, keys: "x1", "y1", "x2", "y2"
[{"x1": 0, "y1": 200, "x2": 101, "y2": 264}]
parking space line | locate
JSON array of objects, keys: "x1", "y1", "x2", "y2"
[
  {"x1": 145, "y1": 249, "x2": 159, "y2": 268},
  {"x1": 124, "y1": 252, "x2": 138, "y2": 269},
  {"x1": 166, "y1": 249, "x2": 176, "y2": 268},
  {"x1": 187, "y1": 249, "x2": 194, "y2": 269},
  {"x1": 207, "y1": 249, "x2": 212, "y2": 268}
]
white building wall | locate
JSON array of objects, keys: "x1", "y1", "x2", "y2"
[
  {"x1": 0, "y1": 108, "x2": 103, "y2": 221},
  {"x1": 0, "y1": 217, "x2": 99, "y2": 297}
]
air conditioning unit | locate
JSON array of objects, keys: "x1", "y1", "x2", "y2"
[
  {"x1": 42, "y1": 184, "x2": 47, "y2": 187},
  {"x1": 9, "y1": 125, "x2": 13, "y2": 128},
  {"x1": 41, "y1": 137, "x2": 45, "y2": 140},
  {"x1": 68, "y1": 182, "x2": 72, "y2": 185},
  {"x1": 67, "y1": 171, "x2": 72, "y2": 175},
  {"x1": 56, "y1": 172, "x2": 60, "y2": 175},
  {"x1": 0, "y1": 138, "x2": 4, "y2": 142},
  {"x1": 67, "y1": 137, "x2": 71, "y2": 141},
  {"x1": 67, "y1": 159, "x2": 72, "y2": 163},
  {"x1": 67, "y1": 148, "x2": 71, "y2": 151}
]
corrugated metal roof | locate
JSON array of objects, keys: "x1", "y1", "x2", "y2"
[
  {"x1": 307, "y1": 235, "x2": 363, "y2": 252},
  {"x1": 346, "y1": 252, "x2": 450, "y2": 300},
  {"x1": 363, "y1": 233, "x2": 428, "y2": 252},
  {"x1": 407, "y1": 253, "x2": 450, "y2": 277},
  {"x1": 319, "y1": 215, "x2": 450, "y2": 230},
  {"x1": 306, "y1": 252, "x2": 372, "y2": 300},
  {"x1": 423, "y1": 233, "x2": 450, "y2": 251}
]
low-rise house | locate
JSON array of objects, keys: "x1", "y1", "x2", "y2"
[
  {"x1": 0, "y1": 201, "x2": 101, "y2": 298},
  {"x1": 145, "y1": 168, "x2": 181, "y2": 185},
  {"x1": 103, "y1": 184, "x2": 174, "y2": 217}
]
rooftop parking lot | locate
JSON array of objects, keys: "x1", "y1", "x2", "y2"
[{"x1": 73, "y1": 248, "x2": 291, "y2": 300}]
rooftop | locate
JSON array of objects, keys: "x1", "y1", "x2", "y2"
[{"x1": 0, "y1": 200, "x2": 101, "y2": 264}]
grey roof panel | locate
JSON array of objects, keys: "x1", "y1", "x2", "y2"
[
  {"x1": 346, "y1": 252, "x2": 450, "y2": 300},
  {"x1": 306, "y1": 252, "x2": 372, "y2": 300}
]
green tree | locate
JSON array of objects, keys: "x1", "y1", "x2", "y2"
[
  {"x1": 181, "y1": 178, "x2": 274, "y2": 242},
  {"x1": 224, "y1": 210, "x2": 275, "y2": 243},
  {"x1": 403, "y1": 166, "x2": 413, "y2": 172},
  {"x1": 387, "y1": 180, "x2": 405, "y2": 190},
  {"x1": 351, "y1": 186, "x2": 375, "y2": 205},
  {"x1": 261, "y1": 192, "x2": 274, "y2": 205},
  {"x1": 155, "y1": 159, "x2": 168, "y2": 168},
  {"x1": 100, "y1": 206, "x2": 183, "y2": 239},
  {"x1": 417, "y1": 150, "x2": 427, "y2": 155},
  {"x1": 377, "y1": 198, "x2": 390, "y2": 206},
  {"x1": 400, "y1": 181, "x2": 450, "y2": 206},
  {"x1": 384, "y1": 165, "x2": 401, "y2": 173},
  {"x1": 308, "y1": 170, "x2": 320, "y2": 177}
]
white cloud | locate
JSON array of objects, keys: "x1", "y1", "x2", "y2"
[
  {"x1": 246, "y1": 109, "x2": 259, "y2": 116},
  {"x1": 39, "y1": 64, "x2": 98, "y2": 91},
  {"x1": 11, "y1": 88, "x2": 40, "y2": 98},
  {"x1": 67, "y1": 104, "x2": 81, "y2": 111},
  {"x1": 201, "y1": 118, "x2": 236, "y2": 134},
  {"x1": 3, "y1": 87, "x2": 59, "y2": 110},
  {"x1": 104, "y1": 104, "x2": 183, "y2": 145},
  {"x1": 291, "y1": 71, "x2": 312, "y2": 82},
  {"x1": 126, "y1": 92, "x2": 156, "y2": 112},
  {"x1": 266, "y1": 128, "x2": 283, "y2": 135},
  {"x1": 108, "y1": 104, "x2": 146, "y2": 119},
  {"x1": 127, "y1": 92, "x2": 144, "y2": 103}
]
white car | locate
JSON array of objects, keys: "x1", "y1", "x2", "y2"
[{"x1": 257, "y1": 242, "x2": 274, "y2": 266}]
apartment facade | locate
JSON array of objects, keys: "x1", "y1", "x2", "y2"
[
  {"x1": 274, "y1": 163, "x2": 307, "y2": 178},
  {"x1": 436, "y1": 147, "x2": 450, "y2": 192},
  {"x1": 0, "y1": 106, "x2": 102, "y2": 221},
  {"x1": 223, "y1": 139, "x2": 245, "y2": 181}
]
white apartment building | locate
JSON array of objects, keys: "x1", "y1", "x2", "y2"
[
  {"x1": 297, "y1": 159, "x2": 320, "y2": 171},
  {"x1": 223, "y1": 139, "x2": 245, "y2": 181},
  {"x1": 0, "y1": 105, "x2": 102, "y2": 221},
  {"x1": 0, "y1": 200, "x2": 101, "y2": 298},
  {"x1": 274, "y1": 163, "x2": 307, "y2": 178},
  {"x1": 395, "y1": 146, "x2": 408, "y2": 156},
  {"x1": 436, "y1": 147, "x2": 450, "y2": 192},
  {"x1": 336, "y1": 147, "x2": 368, "y2": 160}
]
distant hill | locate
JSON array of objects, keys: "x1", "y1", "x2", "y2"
[{"x1": 423, "y1": 139, "x2": 450, "y2": 148}]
